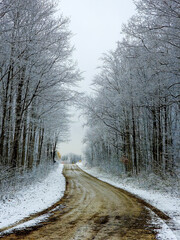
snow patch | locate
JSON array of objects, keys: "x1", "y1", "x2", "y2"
[
  {"x1": 150, "y1": 209, "x2": 177, "y2": 240},
  {"x1": 0, "y1": 214, "x2": 50, "y2": 236},
  {"x1": 0, "y1": 163, "x2": 65, "y2": 230}
]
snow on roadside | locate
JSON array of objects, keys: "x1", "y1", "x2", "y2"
[
  {"x1": 1, "y1": 214, "x2": 50, "y2": 236},
  {"x1": 77, "y1": 162, "x2": 180, "y2": 240},
  {"x1": 150, "y1": 209, "x2": 177, "y2": 240},
  {"x1": 0, "y1": 163, "x2": 65, "y2": 230}
]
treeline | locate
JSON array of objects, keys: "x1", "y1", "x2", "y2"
[
  {"x1": 82, "y1": 0, "x2": 180, "y2": 176},
  {"x1": 0, "y1": 0, "x2": 79, "y2": 172},
  {"x1": 61, "y1": 153, "x2": 81, "y2": 164}
]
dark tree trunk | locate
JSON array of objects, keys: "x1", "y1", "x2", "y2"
[
  {"x1": 11, "y1": 67, "x2": 25, "y2": 167},
  {"x1": 132, "y1": 104, "x2": 137, "y2": 174}
]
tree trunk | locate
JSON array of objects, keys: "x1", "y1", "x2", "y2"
[
  {"x1": 11, "y1": 67, "x2": 25, "y2": 167},
  {"x1": 132, "y1": 104, "x2": 137, "y2": 174},
  {"x1": 37, "y1": 128, "x2": 44, "y2": 166},
  {"x1": 152, "y1": 108, "x2": 158, "y2": 173}
]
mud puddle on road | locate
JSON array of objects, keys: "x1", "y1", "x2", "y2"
[{"x1": 0, "y1": 165, "x2": 166, "y2": 239}]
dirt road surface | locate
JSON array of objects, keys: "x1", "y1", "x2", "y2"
[{"x1": 1, "y1": 164, "x2": 167, "y2": 239}]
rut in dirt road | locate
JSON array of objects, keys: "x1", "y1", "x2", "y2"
[{"x1": 1, "y1": 164, "x2": 163, "y2": 240}]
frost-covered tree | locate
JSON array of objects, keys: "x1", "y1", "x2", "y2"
[
  {"x1": 0, "y1": 0, "x2": 80, "y2": 173},
  {"x1": 82, "y1": 0, "x2": 180, "y2": 177}
]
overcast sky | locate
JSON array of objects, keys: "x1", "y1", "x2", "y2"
[{"x1": 58, "y1": 0, "x2": 136, "y2": 156}]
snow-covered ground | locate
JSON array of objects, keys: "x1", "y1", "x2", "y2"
[
  {"x1": 77, "y1": 162, "x2": 180, "y2": 240},
  {"x1": 0, "y1": 163, "x2": 65, "y2": 234}
]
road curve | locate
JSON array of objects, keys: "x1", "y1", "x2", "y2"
[{"x1": 1, "y1": 164, "x2": 161, "y2": 239}]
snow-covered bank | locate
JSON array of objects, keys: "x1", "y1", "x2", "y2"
[
  {"x1": 0, "y1": 163, "x2": 65, "y2": 231},
  {"x1": 77, "y1": 162, "x2": 180, "y2": 240}
]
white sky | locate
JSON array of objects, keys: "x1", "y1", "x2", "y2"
[{"x1": 57, "y1": 0, "x2": 136, "y2": 156}]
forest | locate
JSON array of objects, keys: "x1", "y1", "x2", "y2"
[
  {"x1": 0, "y1": 0, "x2": 179, "y2": 193},
  {"x1": 0, "y1": 0, "x2": 79, "y2": 191},
  {"x1": 0, "y1": 1, "x2": 179, "y2": 238},
  {"x1": 82, "y1": 0, "x2": 180, "y2": 177}
]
